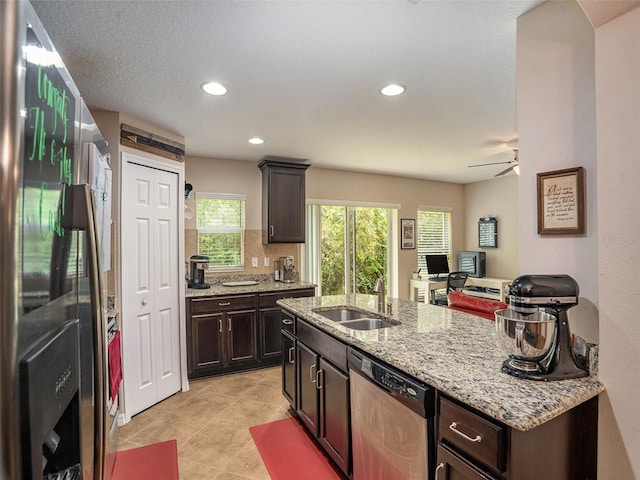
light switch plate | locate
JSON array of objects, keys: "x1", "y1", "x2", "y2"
[
  {"x1": 264, "y1": 257, "x2": 270, "y2": 267},
  {"x1": 252, "y1": 257, "x2": 258, "y2": 268}
]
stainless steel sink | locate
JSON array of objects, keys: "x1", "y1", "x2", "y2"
[
  {"x1": 315, "y1": 307, "x2": 370, "y2": 322},
  {"x1": 313, "y1": 307, "x2": 396, "y2": 330},
  {"x1": 337, "y1": 318, "x2": 395, "y2": 330}
]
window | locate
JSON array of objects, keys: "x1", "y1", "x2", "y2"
[
  {"x1": 305, "y1": 202, "x2": 396, "y2": 296},
  {"x1": 416, "y1": 207, "x2": 452, "y2": 271},
  {"x1": 196, "y1": 192, "x2": 246, "y2": 269}
]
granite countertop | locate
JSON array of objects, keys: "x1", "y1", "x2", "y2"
[
  {"x1": 277, "y1": 294, "x2": 605, "y2": 432},
  {"x1": 186, "y1": 279, "x2": 316, "y2": 298}
]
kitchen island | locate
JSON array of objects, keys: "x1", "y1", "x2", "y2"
[
  {"x1": 278, "y1": 293, "x2": 602, "y2": 431},
  {"x1": 279, "y1": 294, "x2": 603, "y2": 479}
]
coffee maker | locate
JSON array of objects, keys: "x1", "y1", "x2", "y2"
[
  {"x1": 495, "y1": 274, "x2": 588, "y2": 380},
  {"x1": 277, "y1": 256, "x2": 296, "y2": 283},
  {"x1": 188, "y1": 255, "x2": 210, "y2": 289}
]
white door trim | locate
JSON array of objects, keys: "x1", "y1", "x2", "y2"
[{"x1": 118, "y1": 149, "x2": 188, "y2": 424}]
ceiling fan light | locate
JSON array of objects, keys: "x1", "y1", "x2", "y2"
[
  {"x1": 513, "y1": 164, "x2": 520, "y2": 175},
  {"x1": 380, "y1": 84, "x2": 406, "y2": 96}
]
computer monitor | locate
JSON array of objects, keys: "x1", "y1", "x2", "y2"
[{"x1": 425, "y1": 254, "x2": 449, "y2": 278}]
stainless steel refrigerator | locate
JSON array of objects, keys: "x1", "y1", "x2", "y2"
[{"x1": 1, "y1": 1, "x2": 117, "y2": 479}]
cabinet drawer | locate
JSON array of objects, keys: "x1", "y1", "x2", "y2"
[
  {"x1": 281, "y1": 310, "x2": 295, "y2": 334},
  {"x1": 297, "y1": 319, "x2": 347, "y2": 371},
  {"x1": 191, "y1": 295, "x2": 256, "y2": 314},
  {"x1": 436, "y1": 443, "x2": 500, "y2": 480},
  {"x1": 439, "y1": 396, "x2": 506, "y2": 473},
  {"x1": 259, "y1": 288, "x2": 315, "y2": 308}
]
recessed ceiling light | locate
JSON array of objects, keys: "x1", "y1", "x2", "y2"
[
  {"x1": 380, "y1": 83, "x2": 406, "y2": 96},
  {"x1": 248, "y1": 137, "x2": 264, "y2": 145},
  {"x1": 201, "y1": 82, "x2": 227, "y2": 96}
]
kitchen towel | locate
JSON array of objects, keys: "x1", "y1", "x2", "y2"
[
  {"x1": 108, "y1": 330, "x2": 122, "y2": 401},
  {"x1": 249, "y1": 416, "x2": 345, "y2": 480}
]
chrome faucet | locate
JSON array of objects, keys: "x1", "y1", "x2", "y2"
[{"x1": 374, "y1": 277, "x2": 385, "y2": 313}]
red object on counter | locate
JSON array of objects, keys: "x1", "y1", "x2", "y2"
[{"x1": 108, "y1": 330, "x2": 122, "y2": 401}]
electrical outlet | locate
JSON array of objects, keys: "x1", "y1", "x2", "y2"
[
  {"x1": 264, "y1": 257, "x2": 270, "y2": 267},
  {"x1": 252, "y1": 257, "x2": 258, "y2": 268}
]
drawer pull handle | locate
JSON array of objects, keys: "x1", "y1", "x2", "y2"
[
  {"x1": 310, "y1": 364, "x2": 316, "y2": 383},
  {"x1": 435, "y1": 463, "x2": 445, "y2": 478},
  {"x1": 218, "y1": 319, "x2": 222, "y2": 333},
  {"x1": 218, "y1": 301, "x2": 231, "y2": 306},
  {"x1": 288, "y1": 347, "x2": 295, "y2": 364},
  {"x1": 449, "y1": 422, "x2": 482, "y2": 443},
  {"x1": 282, "y1": 318, "x2": 293, "y2": 325}
]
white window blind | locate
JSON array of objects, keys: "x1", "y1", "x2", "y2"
[
  {"x1": 196, "y1": 192, "x2": 246, "y2": 269},
  {"x1": 416, "y1": 208, "x2": 452, "y2": 270}
]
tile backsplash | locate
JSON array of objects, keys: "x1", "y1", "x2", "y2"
[{"x1": 184, "y1": 228, "x2": 299, "y2": 278}]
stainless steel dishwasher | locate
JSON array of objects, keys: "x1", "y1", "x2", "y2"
[{"x1": 348, "y1": 348, "x2": 436, "y2": 480}]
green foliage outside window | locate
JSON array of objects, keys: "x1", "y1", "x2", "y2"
[
  {"x1": 197, "y1": 194, "x2": 245, "y2": 269},
  {"x1": 320, "y1": 206, "x2": 388, "y2": 295}
]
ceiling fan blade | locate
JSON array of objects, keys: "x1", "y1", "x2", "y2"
[
  {"x1": 483, "y1": 136, "x2": 519, "y2": 147},
  {"x1": 468, "y1": 161, "x2": 513, "y2": 168},
  {"x1": 495, "y1": 165, "x2": 515, "y2": 177}
]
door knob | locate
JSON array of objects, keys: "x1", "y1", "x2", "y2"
[{"x1": 141, "y1": 299, "x2": 147, "y2": 306}]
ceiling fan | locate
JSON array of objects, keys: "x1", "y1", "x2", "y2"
[{"x1": 468, "y1": 148, "x2": 519, "y2": 176}]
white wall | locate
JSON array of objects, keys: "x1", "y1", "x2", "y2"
[
  {"x1": 463, "y1": 175, "x2": 519, "y2": 280},
  {"x1": 595, "y1": 6, "x2": 640, "y2": 478},
  {"x1": 519, "y1": 2, "x2": 640, "y2": 477},
  {"x1": 517, "y1": 1, "x2": 599, "y2": 344}
]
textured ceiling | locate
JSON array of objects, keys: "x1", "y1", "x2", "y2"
[{"x1": 32, "y1": 0, "x2": 543, "y2": 184}]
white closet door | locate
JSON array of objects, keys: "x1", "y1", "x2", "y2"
[{"x1": 122, "y1": 156, "x2": 180, "y2": 417}]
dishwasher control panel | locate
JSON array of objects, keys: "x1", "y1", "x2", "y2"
[{"x1": 351, "y1": 349, "x2": 435, "y2": 418}]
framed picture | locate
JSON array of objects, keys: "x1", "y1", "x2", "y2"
[
  {"x1": 537, "y1": 167, "x2": 586, "y2": 235},
  {"x1": 478, "y1": 218, "x2": 498, "y2": 248},
  {"x1": 401, "y1": 218, "x2": 415, "y2": 249}
]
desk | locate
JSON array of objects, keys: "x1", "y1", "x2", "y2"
[{"x1": 409, "y1": 277, "x2": 511, "y2": 304}]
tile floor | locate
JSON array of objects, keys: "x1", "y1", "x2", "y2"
[{"x1": 116, "y1": 367, "x2": 293, "y2": 479}]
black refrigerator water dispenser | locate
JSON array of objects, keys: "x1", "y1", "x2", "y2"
[{"x1": 20, "y1": 320, "x2": 82, "y2": 479}]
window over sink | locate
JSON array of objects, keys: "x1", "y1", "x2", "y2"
[{"x1": 196, "y1": 192, "x2": 246, "y2": 270}]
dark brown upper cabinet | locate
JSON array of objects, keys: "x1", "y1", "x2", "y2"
[{"x1": 259, "y1": 157, "x2": 310, "y2": 244}]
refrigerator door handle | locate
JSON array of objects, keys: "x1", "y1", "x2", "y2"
[{"x1": 62, "y1": 184, "x2": 107, "y2": 480}]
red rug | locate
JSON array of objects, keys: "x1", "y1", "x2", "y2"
[
  {"x1": 112, "y1": 439, "x2": 179, "y2": 480},
  {"x1": 250, "y1": 417, "x2": 345, "y2": 480}
]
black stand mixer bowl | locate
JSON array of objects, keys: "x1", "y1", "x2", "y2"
[{"x1": 498, "y1": 274, "x2": 588, "y2": 381}]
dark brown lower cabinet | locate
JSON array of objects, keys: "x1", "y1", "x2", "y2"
[
  {"x1": 259, "y1": 288, "x2": 314, "y2": 365},
  {"x1": 436, "y1": 443, "x2": 500, "y2": 480},
  {"x1": 187, "y1": 287, "x2": 315, "y2": 379},
  {"x1": 226, "y1": 309, "x2": 256, "y2": 365},
  {"x1": 437, "y1": 394, "x2": 598, "y2": 480},
  {"x1": 294, "y1": 319, "x2": 350, "y2": 477},
  {"x1": 188, "y1": 308, "x2": 256, "y2": 378},
  {"x1": 191, "y1": 312, "x2": 225, "y2": 371},
  {"x1": 281, "y1": 330, "x2": 296, "y2": 408},
  {"x1": 187, "y1": 294, "x2": 257, "y2": 378},
  {"x1": 318, "y1": 358, "x2": 350, "y2": 475},
  {"x1": 297, "y1": 341, "x2": 319, "y2": 434}
]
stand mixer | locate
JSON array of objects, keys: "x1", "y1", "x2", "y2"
[{"x1": 495, "y1": 274, "x2": 588, "y2": 380}]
